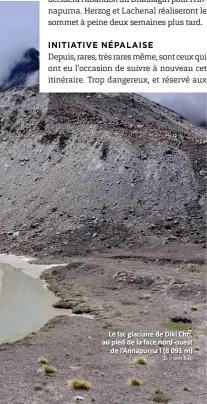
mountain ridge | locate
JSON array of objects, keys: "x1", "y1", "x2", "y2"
[
  {"x1": 0, "y1": 48, "x2": 206, "y2": 128},
  {"x1": 0, "y1": 48, "x2": 39, "y2": 92}
]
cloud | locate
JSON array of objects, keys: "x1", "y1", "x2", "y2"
[
  {"x1": 0, "y1": 1, "x2": 39, "y2": 85},
  {"x1": 25, "y1": 70, "x2": 39, "y2": 87},
  {"x1": 140, "y1": 93, "x2": 206, "y2": 126}
]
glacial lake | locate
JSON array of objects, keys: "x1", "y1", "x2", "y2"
[{"x1": 0, "y1": 254, "x2": 71, "y2": 343}]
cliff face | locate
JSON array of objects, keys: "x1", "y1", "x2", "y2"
[{"x1": 0, "y1": 86, "x2": 206, "y2": 255}]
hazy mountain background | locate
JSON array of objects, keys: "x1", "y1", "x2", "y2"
[{"x1": 0, "y1": 1, "x2": 39, "y2": 88}]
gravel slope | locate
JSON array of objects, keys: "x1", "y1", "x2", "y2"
[{"x1": 0, "y1": 87, "x2": 206, "y2": 256}]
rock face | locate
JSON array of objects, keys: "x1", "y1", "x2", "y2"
[
  {"x1": 200, "y1": 120, "x2": 207, "y2": 129},
  {"x1": 0, "y1": 48, "x2": 39, "y2": 92},
  {"x1": 0, "y1": 86, "x2": 206, "y2": 254}
]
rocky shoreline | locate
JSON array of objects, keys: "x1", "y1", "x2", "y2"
[{"x1": 0, "y1": 238, "x2": 206, "y2": 403}]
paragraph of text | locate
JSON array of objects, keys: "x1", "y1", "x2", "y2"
[{"x1": 40, "y1": 0, "x2": 207, "y2": 92}]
